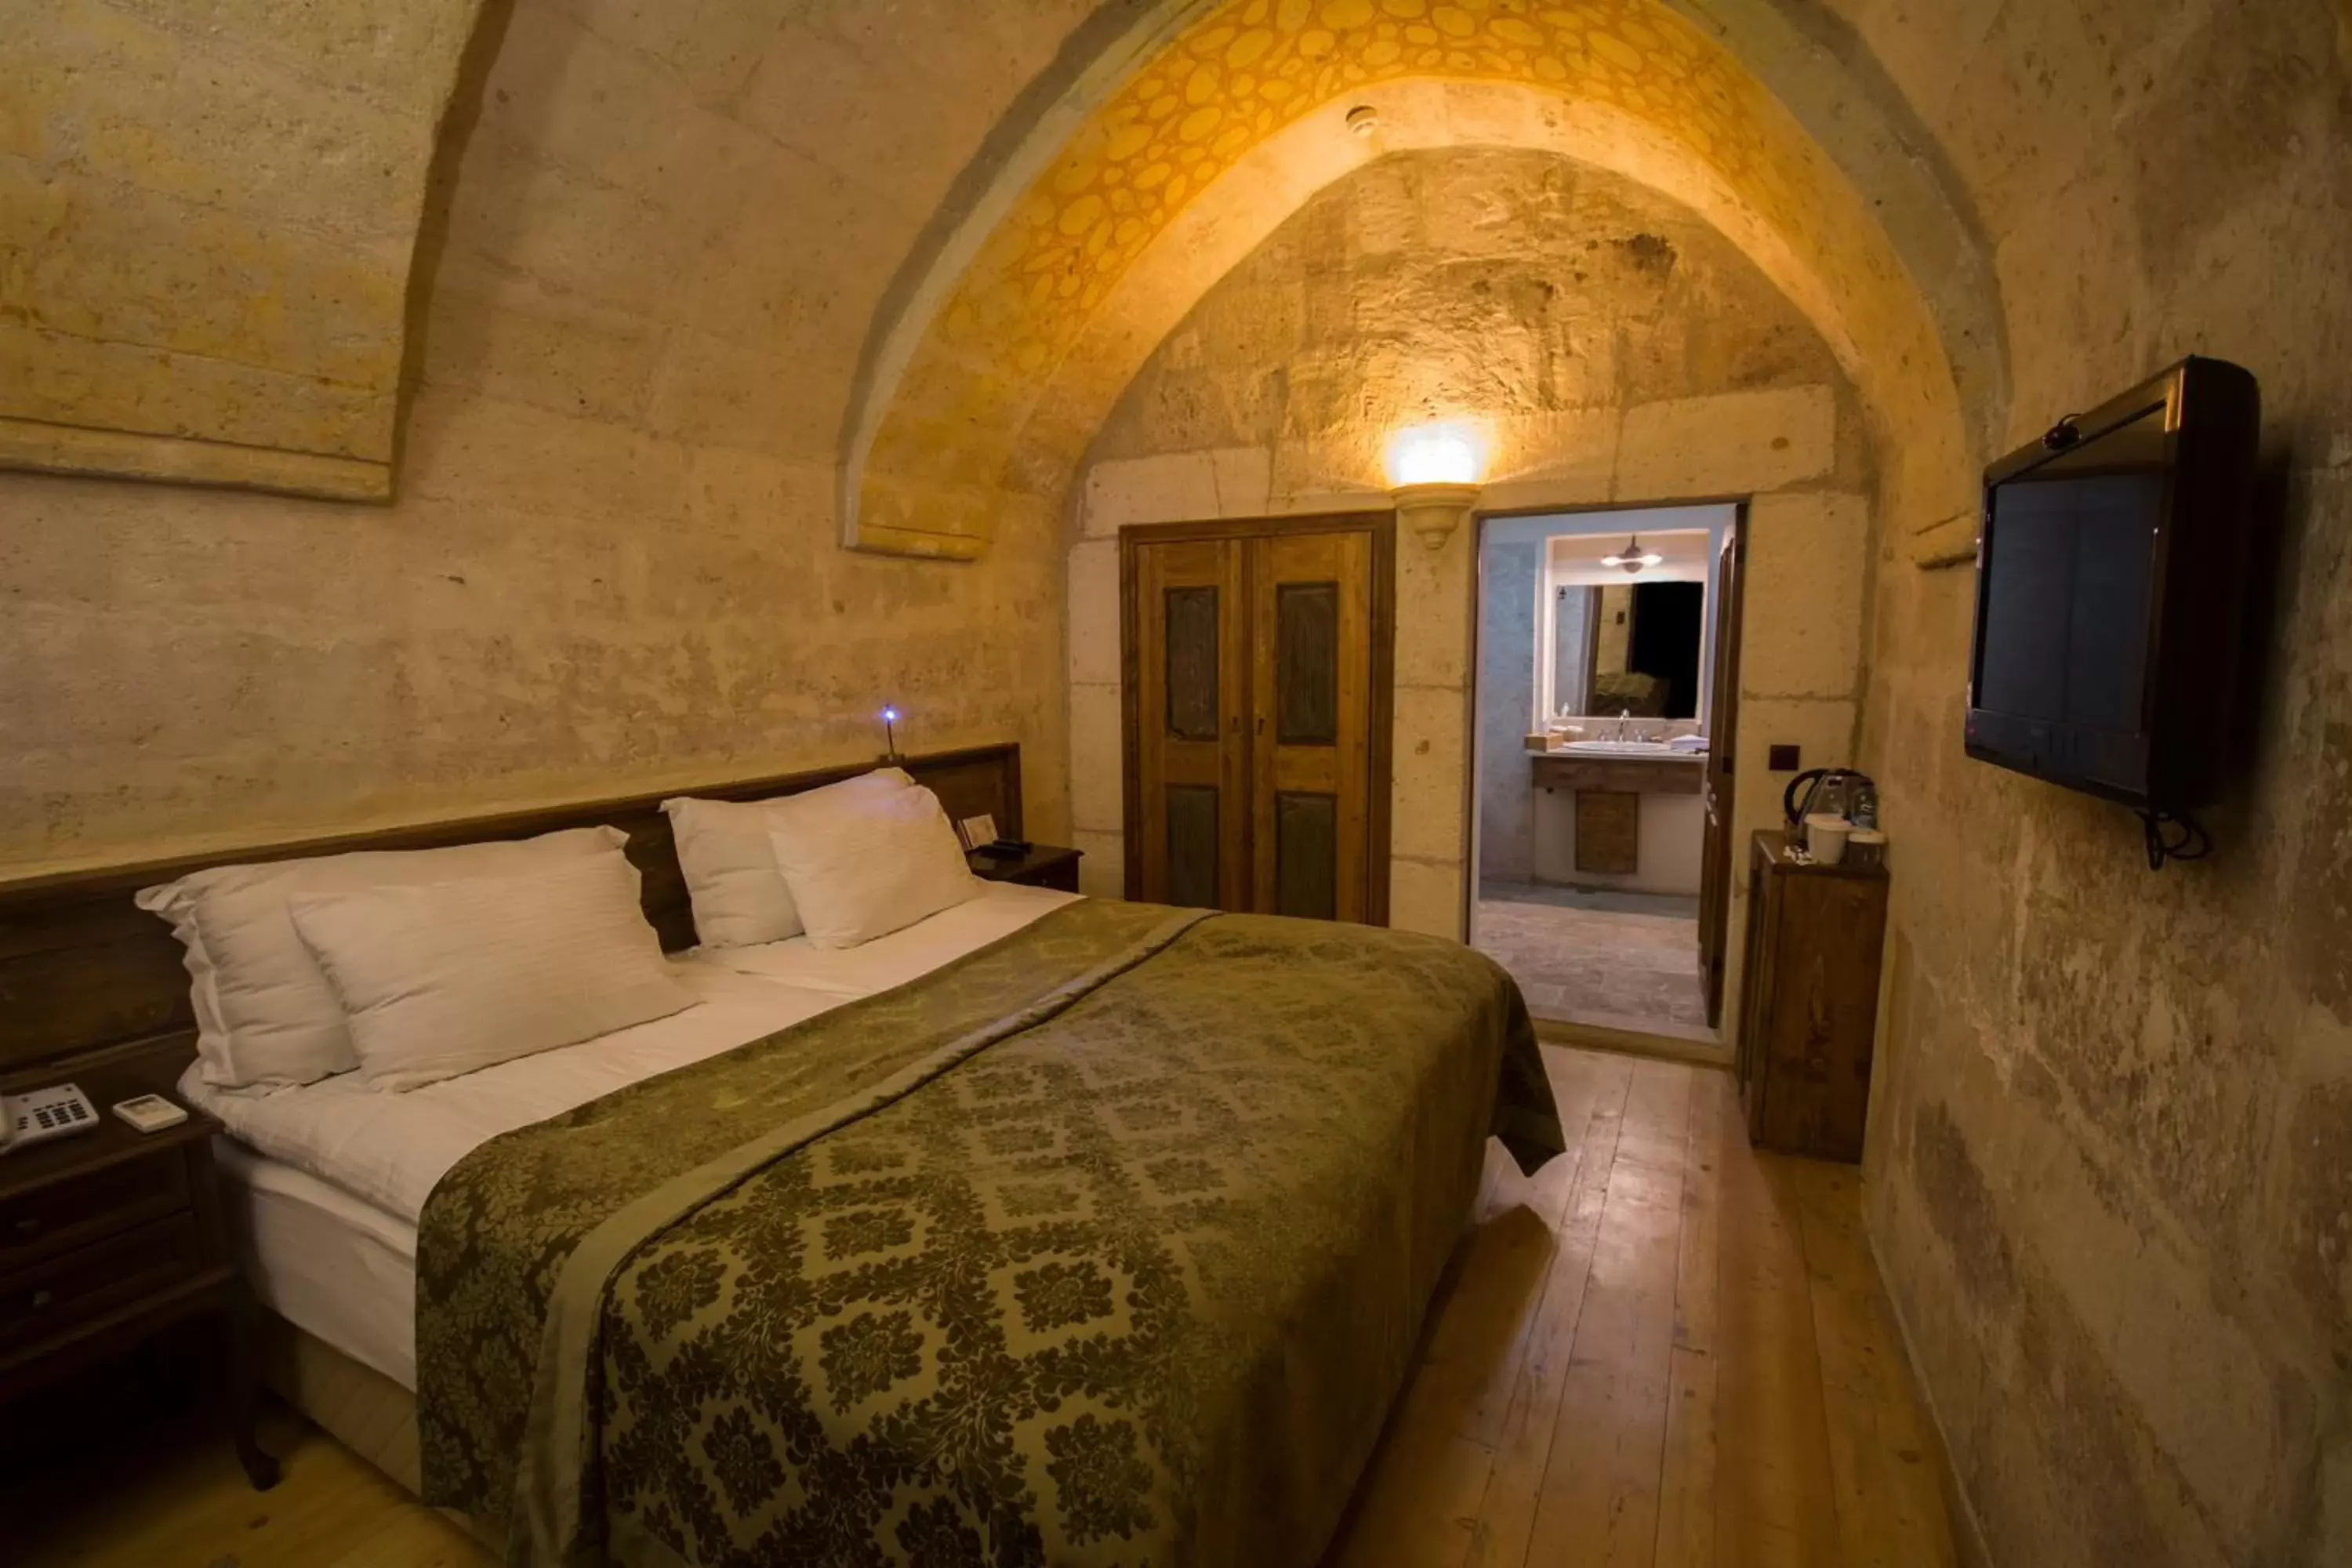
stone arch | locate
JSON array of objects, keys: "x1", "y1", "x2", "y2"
[
  {"x1": 840, "y1": 0, "x2": 2004, "y2": 560},
  {"x1": 1061, "y1": 139, "x2": 1883, "y2": 945},
  {"x1": 1, "y1": 0, "x2": 497, "y2": 501}
]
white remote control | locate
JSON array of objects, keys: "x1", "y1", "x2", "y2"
[{"x1": 112, "y1": 1094, "x2": 191, "y2": 1134}]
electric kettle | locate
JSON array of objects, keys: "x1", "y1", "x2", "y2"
[{"x1": 1784, "y1": 768, "x2": 1875, "y2": 828}]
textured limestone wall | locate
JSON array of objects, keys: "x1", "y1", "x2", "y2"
[
  {"x1": 1839, "y1": 2, "x2": 2352, "y2": 1562},
  {"x1": 1065, "y1": 149, "x2": 1874, "y2": 1025},
  {"x1": 0, "y1": 0, "x2": 1093, "y2": 875},
  {"x1": 2, "y1": 0, "x2": 485, "y2": 498}
]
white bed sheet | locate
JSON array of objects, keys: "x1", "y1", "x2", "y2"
[
  {"x1": 192, "y1": 883, "x2": 1076, "y2": 1391},
  {"x1": 187, "y1": 963, "x2": 842, "y2": 1224},
  {"x1": 217, "y1": 1140, "x2": 423, "y2": 1388}
]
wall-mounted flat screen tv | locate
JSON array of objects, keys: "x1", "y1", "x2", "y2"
[{"x1": 1965, "y1": 357, "x2": 2259, "y2": 811}]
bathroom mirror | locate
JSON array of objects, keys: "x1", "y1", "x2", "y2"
[{"x1": 1544, "y1": 529, "x2": 1714, "y2": 720}]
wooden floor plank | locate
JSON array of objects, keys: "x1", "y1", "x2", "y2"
[
  {"x1": 1327, "y1": 1051, "x2": 1624, "y2": 1568},
  {"x1": 1788, "y1": 1160, "x2": 1960, "y2": 1568},
  {"x1": 16, "y1": 1405, "x2": 486, "y2": 1568},
  {"x1": 1712, "y1": 1109, "x2": 1846, "y2": 1568},
  {"x1": 1459, "y1": 1054, "x2": 1639, "y2": 1568},
  {"x1": 1520, "y1": 1059, "x2": 1697, "y2": 1566},
  {"x1": 1653, "y1": 1069, "x2": 1726, "y2": 1568},
  {"x1": 1328, "y1": 1421, "x2": 1494, "y2": 1568},
  {"x1": 1670, "y1": 1071, "x2": 1726, "y2": 1360},
  {"x1": 11, "y1": 1050, "x2": 1963, "y2": 1568},
  {"x1": 1425, "y1": 1049, "x2": 1619, "y2": 1451}
]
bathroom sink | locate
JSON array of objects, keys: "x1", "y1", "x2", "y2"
[{"x1": 1557, "y1": 739, "x2": 1686, "y2": 757}]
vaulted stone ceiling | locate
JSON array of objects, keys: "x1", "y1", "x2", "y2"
[
  {"x1": 9, "y1": 0, "x2": 1996, "y2": 557},
  {"x1": 843, "y1": 0, "x2": 2002, "y2": 560}
]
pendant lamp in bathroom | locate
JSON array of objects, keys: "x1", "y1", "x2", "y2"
[{"x1": 1600, "y1": 536, "x2": 1664, "y2": 574}]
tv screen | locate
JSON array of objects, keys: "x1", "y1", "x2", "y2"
[
  {"x1": 1965, "y1": 357, "x2": 2259, "y2": 815},
  {"x1": 1976, "y1": 406, "x2": 2165, "y2": 737}
]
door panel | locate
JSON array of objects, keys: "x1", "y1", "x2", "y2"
[
  {"x1": 1164, "y1": 784, "x2": 1223, "y2": 909},
  {"x1": 1163, "y1": 586, "x2": 1222, "y2": 742},
  {"x1": 1274, "y1": 582, "x2": 1341, "y2": 744},
  {"x1": 1251, "y1": 530, "x2": 1375, "y2": 923},
  {"x1": 1273, "y1": 791, "x2": 1340, "y2": 920},
  {"x1": 1125, "y1": 516, "x2": 1392, "y2": 925},
  {"x1": 1129, "y1": 538, "x2": 1250, "y2": 909}
]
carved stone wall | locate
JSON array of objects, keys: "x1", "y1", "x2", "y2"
[
  {"x1": 2, "y1": 0, "x2": 488, "y2": 498},
  {"x1": 1844, "y1": 2, "x2": 2352, "y2": 1562},
  {"x1": 0, "y1": 0, "x2": 1091, "y2": 873}
]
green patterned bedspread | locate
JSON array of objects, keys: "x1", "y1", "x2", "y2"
[{"x1": 416, "y1": 899, "x2": 1562, "y2": 1567}]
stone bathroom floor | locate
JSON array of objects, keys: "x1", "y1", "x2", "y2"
[{"x1": 1474, "y1": 881, "x2": 1716, "y2": 1043}]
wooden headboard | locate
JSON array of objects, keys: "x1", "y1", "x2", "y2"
[{"x1": 0, "y1": 744, "x2": 1024, "y2": 1088}]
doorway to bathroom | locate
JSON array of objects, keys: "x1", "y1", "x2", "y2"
[{"x1": 1470, "y1": 503, "x2": 1744, "y2": 1048}]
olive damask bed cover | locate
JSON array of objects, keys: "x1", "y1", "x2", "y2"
[{"x1": 416, "y1": 898, "x2": 1563, "y2": 1567}]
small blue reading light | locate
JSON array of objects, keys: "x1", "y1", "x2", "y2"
[{"x1": 880, "y1": 706, "x2": 902, "y2": 761}]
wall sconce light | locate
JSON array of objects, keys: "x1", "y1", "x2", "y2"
[
  {"x1": 1385, "y1": 422, "x2": 1484, "y2": 551},
  {"x1": 880, "y1": 705, "x2": 903, "y2": 763}
]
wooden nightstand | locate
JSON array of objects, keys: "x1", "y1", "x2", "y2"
[
  {"x1": 0, "y1": 1062, "x2": 277, "y2": 1490},
  {"x1": 968, "y1": 844, "x2": 1084, "y2": 893},
  {"x1": 1735, "y1": 830, "x2": 1889, "y2": 1163}
]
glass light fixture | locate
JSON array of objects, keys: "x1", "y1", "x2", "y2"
[
  {"x1": 1600, "y1": 535, "x2": 1664, "y2": 574},
  {"x1": 1384, "y1": 421, "x2": 1483, "y2": 488},
  {"x1": 1385, "y1": 421, "x2": 1486, "y2": 550}
]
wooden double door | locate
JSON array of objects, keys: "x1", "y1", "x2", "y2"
[{"x1": 1121, "y1": 514, "x2": 1394, "y2": 924}]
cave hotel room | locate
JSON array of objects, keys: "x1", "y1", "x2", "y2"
[{"x1": 4, "y1": 3, "x2": 2348, "y2": 1566}]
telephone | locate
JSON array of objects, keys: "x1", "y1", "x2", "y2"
[{"x1": 0, "y1": 1083, "x2": 100, "y2": 1153}]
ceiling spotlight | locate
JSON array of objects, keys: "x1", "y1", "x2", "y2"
[
  {"x1": 1600, "y1": 536, "x2": 1664, "y2": 574},
  {"x1": 1346, "y1": 104, "x2": 1381, "y2": 137}
]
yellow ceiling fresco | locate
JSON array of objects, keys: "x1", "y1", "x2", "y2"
[{"x1": 852, "y1": 0, "x2": 1969, "y2": 557}]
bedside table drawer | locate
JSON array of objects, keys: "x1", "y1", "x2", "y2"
[
  {"x1": 0, "y1": 1151, "x2": 191, "y2": 1270},
  {"x1": 967, "y1": 846, "x2": 1083, "y2": 892},
  {"x1": 0, "y1": 1212, "x2": 205, "y2": 1353}
]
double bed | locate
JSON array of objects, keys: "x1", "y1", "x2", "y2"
[
  {"x1": 194, "y1": 884, "x2": 1078, "y2": 1398},
  {"x1": 0, "y1": 746, "x2": 1560, "y2": 1566}
]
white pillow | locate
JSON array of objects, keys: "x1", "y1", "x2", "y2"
[
  {"x1": 136, "y1": 826, "x2": 626, "y2": 1094},
  {"x1": 664, "y1": 768, "x2": 913, "y2": 949},
  {"x1": 289, "y1": 852, "x2": 697, "y2": 1093},
  {"x1": 766, "y1": 784, "x2": 983, "y2": 949}
]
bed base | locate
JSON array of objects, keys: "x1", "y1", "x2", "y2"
[{"x1": 257, "y1": 1311, "x2": 500, "y2": 1550}]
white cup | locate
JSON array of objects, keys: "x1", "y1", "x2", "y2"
[{"x1": 1805, "y1": 813, "x2": 1851, "y2": 866}]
